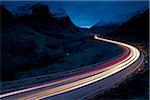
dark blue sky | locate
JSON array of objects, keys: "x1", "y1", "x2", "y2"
[{"x1": 2, "y1": 1, "x2": 149, "y2": 28}]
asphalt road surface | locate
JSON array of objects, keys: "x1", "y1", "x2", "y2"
[{"x1": 0, "y1": 35, "x2": 144, "y2": 100}]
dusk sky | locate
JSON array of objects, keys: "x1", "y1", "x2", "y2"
[{"x1": 2, "y1": 1, "x2": 149, "y2": 28}]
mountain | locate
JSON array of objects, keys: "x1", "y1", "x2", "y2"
[
  {"x1": 108, "y1": 8, "x2": 149, "y2": 42},
  {"x1": 16, "y1": 3, "x2": 82, "y2": 41},
  {"x1": 117, "y1": 8, "x2": 149, "y2": 42},
  {"x1": 89, "y1": 8, "x2": 149, "y2": 42},
  {"x1": 89, "y1": 12, "x2": 136, "y2": 35},
  {"x1": 0, "y1": 4, "x2": 87, "y2": 81},
  {"x1": 1, "y1": 5, "x2": 61, "y2": 81},
  {"x1": 89, "y1": 8, "x2": 149, "y2": 36},
  {"x1": 90, "y1": 24, "x2": 120, "y2": 35}
]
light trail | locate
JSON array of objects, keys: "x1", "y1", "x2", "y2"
[{"x1": 0, "y1": 35, "x2": 142, "y2": 100}]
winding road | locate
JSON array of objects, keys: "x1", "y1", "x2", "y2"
[{"x1": 0, "y1": 35, "x2": 144, "y2": 100}]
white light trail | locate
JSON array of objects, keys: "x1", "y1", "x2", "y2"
[{"x1": 0, "y1": 35, "x2": 141, "y2": 100}]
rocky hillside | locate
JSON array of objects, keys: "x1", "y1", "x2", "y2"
[{"x1": 16, "y1": 3, "x2": 83, "y2": 41}]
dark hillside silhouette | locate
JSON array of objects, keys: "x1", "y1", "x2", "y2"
[
  {"x1": 17, "y1": 3, "x2": 80, "y2": 39},
  {"x1": 108, "y1": 8, "x2": 149, "y2": 42},
  {"x1": 119, "y1": 8, "x2": 149, "y2": 42}
]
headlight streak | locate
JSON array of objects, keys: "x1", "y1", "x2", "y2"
[{"x1": 0, "y1": 35, "x2": 141, "y2": 100}]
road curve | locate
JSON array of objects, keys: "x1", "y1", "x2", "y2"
[{"x1": 0, "y1": 35, "x2": 144, "y2": 100}]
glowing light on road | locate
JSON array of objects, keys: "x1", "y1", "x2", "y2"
[{"x1": 0, "y1": 35, "x2": 141, "y2": 100}]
